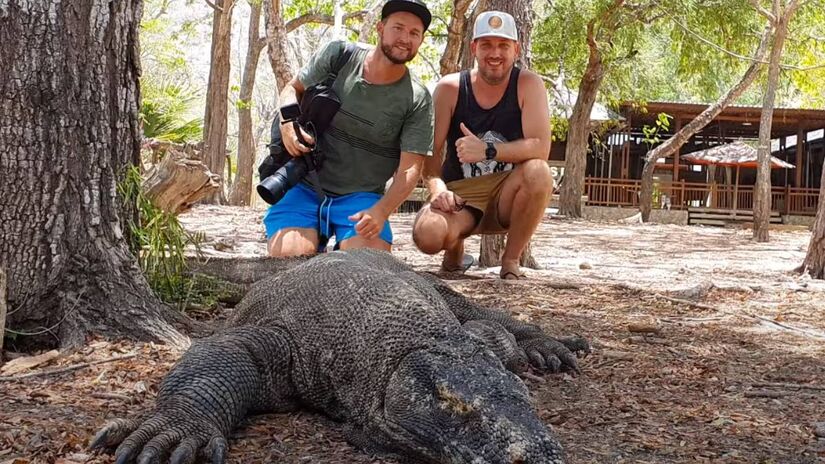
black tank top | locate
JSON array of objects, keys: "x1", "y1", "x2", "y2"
[{"x1": 442, "y1": 67, "x2": 523, "y2": 183}]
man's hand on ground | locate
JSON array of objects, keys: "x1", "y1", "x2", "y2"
[
  {"x1": 349, "y1": 207, "x2": 388, "y2": 240},
  {"x1": 456, "y1": 122, "x2": 486, "y2": 164},
  {"x1": 280, "y1": 121, "x2": 315, "y2": 156},
  {"x1": 430, "y1": 190, "x2": 466, "y2": 213}
]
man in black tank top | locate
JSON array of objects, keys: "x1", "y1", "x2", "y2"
[{"x1": 412, "y1": 11, "x2": 553, "y2": 280}]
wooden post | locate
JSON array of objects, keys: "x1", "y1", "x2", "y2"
[
  {"x1": 784, "y1": 184, "x2": 791, "y2": 215},
  {"x1": 673, "y1": 117, "x2": 682, "y2": 181},
  {"x1": 795, "y1": 128, "x2": 804, "y2": 187},
  {"x1": 0, "y1": 268, "x2": 6, "y2": 360},
  {"x1": 733, "y1": 166, "x2": 740, "y2": 212}
]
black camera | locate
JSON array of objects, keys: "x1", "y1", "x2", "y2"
[
  {"x1": 256, "y1": 117, "x2": 321, "y2": 205},
  {"x1": 257, "y1": 89, "x2": 344, "y2": 205}
]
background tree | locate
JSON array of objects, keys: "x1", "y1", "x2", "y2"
[
  {"x1": 752, "y1": 0, "x2": 804, "y2": 242},
  {"x1": 798, "y1": 163, "x2": 825, "y2": 279},
  {"x1": 440, "y1": 0, "x2": 473, "y2": 75},
  {"x1": 557, "y1": 0, "x2": 636, "y2": 218},
  {"x1": 638, "y1": 23, "x2": 773, "y2": 221},
  {"x1": 0, "y1": 0, "x2": 191, "y2": 348},
  {"x1": 202, "y1": 0, "x2": 238, "y2": 204},
  {"x1": 229, "y1": 0, "x2": 267, "y2": 206}
]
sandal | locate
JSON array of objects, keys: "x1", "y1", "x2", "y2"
[
  {"x1": 441, "y1": 253, "x2": 475, "y2": 273},
  {"x1": 500, "y1": 270, "x2": 527, "y2": 280}
]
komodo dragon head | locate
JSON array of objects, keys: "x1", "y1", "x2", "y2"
[{"x1": 380, "y1": 339, "x2": 565, "y2": 464}]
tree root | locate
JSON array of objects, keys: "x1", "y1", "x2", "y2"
[{"x1": 0, "y1": 353, "x2": 137, "y2": 382}]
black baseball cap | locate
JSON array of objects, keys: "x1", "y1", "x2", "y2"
[{"x1": 381, "y1": 0, "x2": 432, "y2": 32}]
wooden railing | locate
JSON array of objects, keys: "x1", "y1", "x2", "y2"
[{"x1": 584, "y1": 177, "x2": 820, "y2": 215}]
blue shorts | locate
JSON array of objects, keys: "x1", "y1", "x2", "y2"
[{"x1": 263, "y1": 182, "x2": 393, "y2": 251}]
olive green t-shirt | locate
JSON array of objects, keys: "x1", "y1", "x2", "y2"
[{"x1": 298, "y1": 40, "x2": 433, "y2": 196}]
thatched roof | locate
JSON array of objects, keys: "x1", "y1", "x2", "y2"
[{"x1": 680, "y1": 141, "x2": 795, "y2": 169}]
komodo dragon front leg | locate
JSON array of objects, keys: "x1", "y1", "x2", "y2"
[
  {"x1": 430, "y1": 279, "x2": 590, "y2": 374},
  {"x1": 91, "y1": 327, "x2": 297, "y2": 463}
]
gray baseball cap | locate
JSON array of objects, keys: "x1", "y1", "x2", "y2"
[{"x1": 472, "y1": 11, "x2": 518, "y2": 41}]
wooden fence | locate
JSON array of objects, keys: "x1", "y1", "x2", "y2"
[{"x1": 584, "y1": 177, "x2": 820, "y2": 215}]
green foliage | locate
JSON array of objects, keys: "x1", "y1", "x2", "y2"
[
  {"x1": 139, "y1": 0, "x2": 206, "y2": 143},
  {"x1": 642, "y1": 112, "x2": 672, "y2": 147},
  {"x1": 118, "y1": 165, "x2": 206, "y2": 310},
  {"x1": 550, "y1": 115, "x2": 570, "y2": 142},
  {"x1": 532, "y1": 0, "x2": 824, "y2": 110},
  {"x1": 141, "y1": 82, "x2": 203, "y2": 142}
]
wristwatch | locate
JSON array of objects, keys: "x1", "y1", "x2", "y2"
[{"x1": 485, "y1": 142, "x2": 497, "y2": 161}]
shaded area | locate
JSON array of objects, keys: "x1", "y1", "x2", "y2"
[{"x1": 2, "y1": 209, "x2": 823, "y2": 463}]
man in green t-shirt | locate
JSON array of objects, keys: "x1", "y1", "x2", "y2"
[{"x1": 264, "y1": 0, "x2": 434, "y2": 257}]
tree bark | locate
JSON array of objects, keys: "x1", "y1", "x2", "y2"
[
  {"x1": 753, "y1": 2, "x2": 799, "y2": 242},
  {"x1": 358, "y1": 1, "x2": 384, "y2": 43},
  {"x1": 202, "y1": 0, "x2": 237, "y2": 204},
  {"x1": 460, "y1": 0, "x2": 490, "y2": 70},
  {"x1": 143, "y1": 149, "x2": 221, "y2": 214},
  {"x1": 1, "y1": 268, "x2": 6, "y2": 359},
  {"x1": 798, "y1": 161, "x2": 825, "y2": 279},
  {"x1": 264, "y1": 0, "x2": 294, "y2": 93},
  {"x1": 477, "y1": 0, "x2": 539, "y2": 269},
  {"x1": 229, "y1": 1, "x2": 266, "y2": 206},
  {"x1": 440, "y1": 0, "x2": 473, "y2": 76},
  {"x1": 638, "y1": 25, "x2": 772, "y2": 222},
  {"x1": 558, "y1": 20, "x2": 606, "y2": 218},
  {"x1": 0, "y1": 0, "x2": 191, "y2": 349},
  {"x1": 558, "y1": 0, "x2": 625, "y2": 218}
]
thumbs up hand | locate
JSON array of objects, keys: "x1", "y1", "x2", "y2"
[{"x1": 455, "y1": 123, "x2": 486, "y2": 164}]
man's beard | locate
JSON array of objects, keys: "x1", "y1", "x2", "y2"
[
  {"x1": 478, "y1": 63, "x2": 512, "y2": 86},
  {"x1": 380, "y1": 40, "x2": 415, "y2": 65}
]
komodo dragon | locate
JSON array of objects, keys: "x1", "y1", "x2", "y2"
[{"x1": 91, "y1": 249, "x2": 589, "y2": 463}]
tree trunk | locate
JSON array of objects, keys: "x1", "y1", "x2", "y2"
[
  {"x1": 477, "y1": 0, "x2": 539, "y2": 269},
  {"x1": 557, "y1": 0, "x2": 627, "y2": 218},
  {"x1": 558, "y1": 20, "x2": 605, "y2": 218},
  {"x1": 358, "y1": 0, "x2": 384, "y2": 43},
  {"x1": 798, "y1": 161, "x2": 825, "y2": 279},
  {"x1": 1, "y1": 268, "x2": 6, "y2": 359},
  {"x1": 753, "y1": 6, "x2": 797, "y2": 242},
  {"x1": 440, "y1": 0, "x2": 473, "y2": 76},
  {"x1": 229, "y1": 1, "x2": 266, "y2": 206},
  {"x1": 459, "y1": 0, "x2": 490, "y2": 70},
  {"x1": 264, "y1": 0, "x2": 294, "y2": 93},
  {"x1": 638, "y1": 25, "x2": 772, "y2": 222},
  {"x1": 202, "y1": 0, "x2": 237, "y2": 204},
  {"x1": 0, "y1": 0, "x2": 191, "y2": 349},
  {"x1": 143, "y1": 149, "x2": 221, "y2": 214},
  {"x1": 479, "y1": 236, "x2": 539, "y2": 268}
]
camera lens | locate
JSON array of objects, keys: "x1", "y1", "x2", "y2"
[{"x1": 256, "y1": 157, "x2": 310, "y2": 205}]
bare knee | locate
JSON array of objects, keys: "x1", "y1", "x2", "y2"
[
  {"x1": 268, "y1": 229, "x2": 318, "y2": 257},
  {"x1": 413, "y1": 206, "x2": 450, "y2": 255},
  {"x1": 516, "y1": 159, "x2": 553, "y2": 195}
]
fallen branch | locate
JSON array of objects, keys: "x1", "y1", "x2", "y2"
[
  {"x1": 749, "y1": 315, "x2": 825, "y2": 340},
  {"x1": 627, "y1": 323, "x2": 661, "y2": 334},
  {"x1": 91, "y1": 392, "x2": 135, "y2": 402},
  {"x1": 751, "y1": 381, "x2": 825, "y2": 392},
  {"x1": 0, "y1": 353, "x2": 137, "y2": 382},
  {"x1": 744, "y1": 389, "x2": 789, "y2": 398},
  {"x1": 653, "y1": 294, "x2": 720, "y2": 311}
]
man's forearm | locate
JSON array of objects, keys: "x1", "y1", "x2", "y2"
[
  {"x1": 422, "y1": 147, "x2": 447, "y2": 196},
  {"x1": 374, "y1": 160, "x2": 424, "y2": 217},
  {"x1": 494, "y1": 137, "x2": 550, "y2": 163},
  {"x1": 278, "y1": 81, "x2": 300, "y2": 108}
]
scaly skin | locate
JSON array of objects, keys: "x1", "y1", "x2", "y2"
[{"x1": 92, "y1": 249, "x2": 588, "y2": 463}]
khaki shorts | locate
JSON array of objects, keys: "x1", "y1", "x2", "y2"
[{"x1": 446, "y1": 171, "x2": 512, "y2": 234}]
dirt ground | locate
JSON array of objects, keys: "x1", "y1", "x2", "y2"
[{"x1": 2, "y1": 205, "x2": 824, "y2": 464}]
